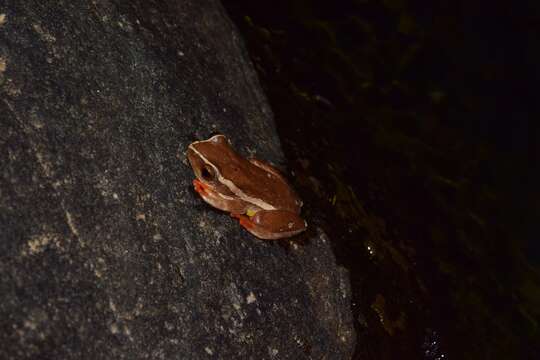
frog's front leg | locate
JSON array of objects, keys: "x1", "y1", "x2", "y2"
[{"x1": 231, "y1": 210, "x2": 307, "y2": 240}]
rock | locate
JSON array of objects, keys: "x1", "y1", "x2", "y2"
[{"x1": 0, "y1": 0, "x2": 355, "y2": 358}]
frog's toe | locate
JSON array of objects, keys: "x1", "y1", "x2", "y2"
[
  {"x1": 193, "y1": 179, "x2": 207, "y2": 195},
  {"x1": 231, "y1": 213, "x2": 254, "y2": 230}
]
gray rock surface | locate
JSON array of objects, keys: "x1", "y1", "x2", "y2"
[{"x1": 0, "y1": 0, "x2": 355, "y2": 358}]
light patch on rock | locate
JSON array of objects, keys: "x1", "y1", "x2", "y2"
[
  {"x1": 22, "y1": 308, "x2": 48, "y2": 333},
  {"x1": 109, "y1": 299, "x2": 117, "y2": 313},
  {"x1": 246, "y1": 292, "x2": 257, "y2": 304},
  {"x1": 65, "y1": 210, "x2": 80, "y2": 237},
  {"x1": 27, "y1": 235, "x2": 51, "y2": 254},
  {"x1": 204, "y1": 347, "x2": 214, "y2": 355},
  {"x1": 3, "y1": 79, "x2": 21, "y2": 97},
  {"x1": 198, "y1": 219, "x2": 208, "y2": 229},
  {"x1": 123, "y1": 325, "x2": 132, "y2": 338},
  {"x1": 24, "y1": 233, "x2": 62, "y2": 255},
  {"x1": 213, "y1": 230, "x2": 222, "y2": 241},
  {"x1": 96, "y1": 175, "x2": 115, "y2": 199},
  {"x1": 23, "y1": 319, "x2": 38, "y2": 330},
  {"x1": 94, "y1": 257, "x2": 107, "y2": 278},
  {"x1": 268, "y1": 347, "x2": 279, "y2": 357},
  {"x1": 30, "y1": 116, "x2": 45, "y2": 129},
  {"x1": 0, "y1": 57, "x2": 6, "y2": 73},
  {"x1": 0, "y1": 14, "x2": 6, "y2": 26},
  {"x1": 35, "y1": 150, "x2": 53, "y2": 178},
  {"x1": 117, "y1": 18, "x2": 134, "y2": 32},
  {"x1": 135, "y1": 213, "x2": 146, "y2": 221},
  {"x1": 33, "y1": 24, "x2": 56, "y2": 43}
]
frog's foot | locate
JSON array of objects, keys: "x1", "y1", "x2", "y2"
[
  {"x1": 193, "y1": 179, "x2": 208, "y2": 195},
  {"x1": 231, "y1": 210, "x2": 307, "y2": 240},
  {"x1": 231, "y1": 213, "x2": 253, "y2": 229}
]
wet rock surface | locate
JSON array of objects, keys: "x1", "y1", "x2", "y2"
[{"x1": 0, "y1": 0, "x2": 355, "y2": 358}]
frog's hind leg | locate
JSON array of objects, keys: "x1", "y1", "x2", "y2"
[
  {"x1": 248, "y1": 159, "x2": 303, "y2": 209},
  {"x1": 231, "y1": 210, "x2": 307, "y2": 240}
]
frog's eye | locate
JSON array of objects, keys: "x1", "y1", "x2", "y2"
[{"x1": 201, "y1": 165, "x2": 216, "y2": 181}]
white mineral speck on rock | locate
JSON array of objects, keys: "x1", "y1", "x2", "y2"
[
  {"x1": 27, "y1": 234, "x2": 51, "y2": 254},
  {"x1": 268, "y1": 348, "x2": 279, "y2": 357},
  {"x1": 135, "y1": 213, "x2": 146, "y2": 221},
  {"x1": 246, "y1": 292, "x2": 257, "y2": 304}
]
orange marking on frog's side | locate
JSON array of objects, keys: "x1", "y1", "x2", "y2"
[
  {"x1": 193, "y1": 179, "x2": 207, "y2": 195},
  {"x1": 231, "y1": 213, "x2": 254, "y2": 229}
]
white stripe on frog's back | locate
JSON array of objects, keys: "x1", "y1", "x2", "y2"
[{"x1": 188, "y1": 142, "x2": 276, "y2": 210}]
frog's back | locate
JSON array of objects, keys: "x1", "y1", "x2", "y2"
[
  {"x1": 193, "y1": 135, "x2": 301, "y2": 213},
  {"x1": 219, "y1": 154, "x2": 301, "y2": 212}
]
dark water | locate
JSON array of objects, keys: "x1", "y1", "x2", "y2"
[{"x1": 222, "y1": 1, "x2": 540, "y2": 358}]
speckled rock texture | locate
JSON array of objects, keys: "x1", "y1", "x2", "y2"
[{"x1": 0, "y1": 0, "x2": 355, "y2": 358}]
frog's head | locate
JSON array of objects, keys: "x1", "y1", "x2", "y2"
[{"x1": 187, "y1": 135, "x2": 243, "y2": 211}]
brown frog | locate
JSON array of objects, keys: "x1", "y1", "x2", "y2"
[{"x1": 187, "y1": 134, "x2": 307, "y2": 240}]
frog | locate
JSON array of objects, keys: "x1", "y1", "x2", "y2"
[{"x1": 187, "y1": 134, "x2": 307, "y2": 240}]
